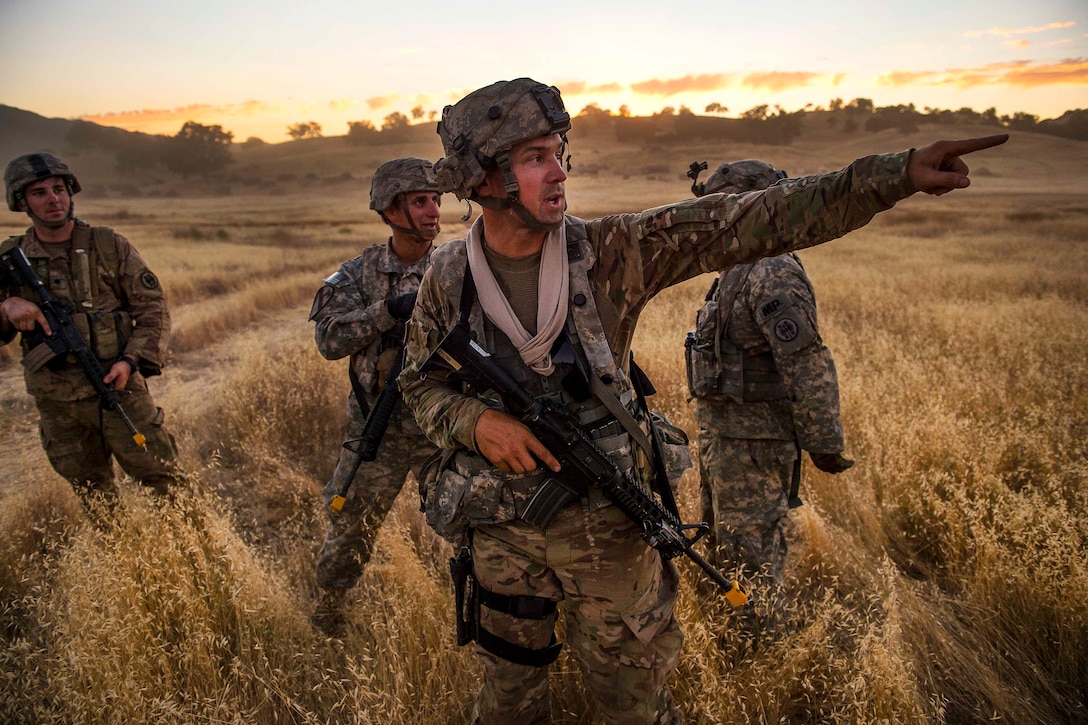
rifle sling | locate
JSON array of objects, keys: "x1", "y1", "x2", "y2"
[{"x1": 347, "y1": 363, "x2": 371, "y2": 420}]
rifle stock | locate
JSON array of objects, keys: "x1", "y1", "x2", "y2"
[
  {"x1": 0, "y1": 246, "x2": 146, "y2": 449},
  {"x1": 421, "y1": 324, "x2": 749, "y2": 606}
]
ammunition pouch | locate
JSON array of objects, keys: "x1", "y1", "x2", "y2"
[
  {"x1": 649, "y1": 411, "x2": 692, "y2": 486},
  {"x1": 685, "y1": 331, "x2": 788, "y2": 404}
]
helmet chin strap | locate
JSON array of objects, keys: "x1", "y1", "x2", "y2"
[
  {"x1": 473, "y1": 150, "x2": 563, "y2": 233},
  {"x1": 472, "y1": 193, "x2": 562, "y2": 233},
  {"x1": 383, "y1": 196, "x2": 439, "y2": 243},
  {"x1": 22, "y1": 193, "x2": 75, "y2": 229}
]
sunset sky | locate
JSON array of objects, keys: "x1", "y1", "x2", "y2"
[{"x1": 2, "y1": 0, "x2": 1086, "y2": 144}]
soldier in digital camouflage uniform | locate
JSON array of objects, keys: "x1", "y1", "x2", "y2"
[
  {"x1": 0, "y1": 152, "x2": 181, "y2": 516},
  {"x1": 685, "y1": 160, "x2": 854, "y2": 622},
  {"x1": 308, "y1": 157, "x2": 443, "y2": 635},
  {"x1": 399, "y1": 77, "x2": 1006, "y2": 724}
]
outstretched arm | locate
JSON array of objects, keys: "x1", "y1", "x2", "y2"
[{"x1": 907, "y1": 134, "x2": 1009, "y2": 196}]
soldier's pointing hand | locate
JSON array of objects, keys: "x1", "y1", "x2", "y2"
[{"x1": 907, "y1": 134, "x2": 1009, "y2": 196}]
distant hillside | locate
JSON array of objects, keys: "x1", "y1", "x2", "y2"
[{"x1": 2, "y1": 103, "x2": 1086, "y2": 203}]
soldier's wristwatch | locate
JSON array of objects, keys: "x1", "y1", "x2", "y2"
[{"x1": 120, "y1": 355, "x2": 139, "y2": 374}]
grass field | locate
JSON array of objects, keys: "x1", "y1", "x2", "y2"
[{"x1": 1, "y1": 127, "x2": 1086, "y2": 723}]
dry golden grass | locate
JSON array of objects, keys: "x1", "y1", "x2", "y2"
[{"x1": 1, "y1": 130, "x2": 1086, "y2": 723}]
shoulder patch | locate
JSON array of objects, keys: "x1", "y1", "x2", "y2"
[
  {"x1": 774, "y1": 317, "x2": 800, "y2": 342},
  {"x1": 755, "y1": 294, "x2": 793, "y2": 323},
  {"x1": 309, "y1": 285, "x2": 334, "y2": 321},
  {"x1": 140, "y1": 271, "x2": 160, "y2": 289}
]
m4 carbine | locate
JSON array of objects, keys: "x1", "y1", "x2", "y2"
[
  {"x1": 0, "y1": 246, "x2": 146, "y2": 450},
  {"x1": 421, "y1": 323, "x2": 749, "y2": 606},
  {"x1": 329, "y1": 349, "x2": 405, "y2": 513}
]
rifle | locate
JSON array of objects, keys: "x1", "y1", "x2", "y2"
[
  {"x1": 0, "y1": 246, "x2": 146, "y2": 450},
  {"x1": 329, "y1": 348, "x2": 405, "y2": 513},
  {"x1": 421, "y1": 323, "x2": 749, "y2": 606}
]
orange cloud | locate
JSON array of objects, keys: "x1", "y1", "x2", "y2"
[
  {"x1": 78, "y1": 101, "x2": 280, "y2": 129},
  {"x1": 964, "y1": 21, "x2": 1076, "y2": 38},
  {"x1": 558, "y1": 81, "x2": 624, "y2": 96},
  {"x1": 1003, "y1": 39, "x2": 1032, "y2": 49},
  {"x1": 366, "y1": 95, "x2": 397, "y2": 110},
  {"x1": 876, "y1": 59, "x2": 1088, "y2": 89},
  {"x1": 742, "y1": 71, "x2": 824, "y2": 92},
  {"x1": 630, "y1": 74, "x2": 737, "y2": 96}
]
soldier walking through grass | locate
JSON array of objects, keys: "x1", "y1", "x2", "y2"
[
  {"x1": 308, "y1": 157, "x2": 444, "y2": 636},
  {"x1": 0, "y1": 152, "x2": 182, "y2": 518},
  {"x1": 399, "y1": 77, "x2": 1007, "y2": 724},
  {"x1": 685, "y1": 159, "x2": 854, "y2": 639}
]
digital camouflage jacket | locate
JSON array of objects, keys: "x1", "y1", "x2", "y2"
[
  {"x1": 310, "y1": 239, "x2": 431, "y2": 410},
  {"x1": 690, "y1": 253, "x2": 844, "y2": 452}
]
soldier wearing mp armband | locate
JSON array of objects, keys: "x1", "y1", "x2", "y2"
[{"x1": 685, "y1": 159, "x2": 854, "y2": 636}]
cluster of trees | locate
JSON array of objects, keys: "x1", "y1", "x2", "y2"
[
  {"x1": 571, "y1": 97, "x2": 1088, "y2": 147},
  {"x1": 64, "y1": 120, "x2": 234, "y2": 177}
]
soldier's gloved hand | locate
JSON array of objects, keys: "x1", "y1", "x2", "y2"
[
  {"x1": 385, "y1": 292, "x2": 418, "y2": 320},
  {"x1": 809, "y1": 451, "x2": 855, "y2": 474}
]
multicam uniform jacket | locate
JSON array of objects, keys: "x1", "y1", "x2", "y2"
[
  {"x1": 401, "y1": 151, "x2": 916, "y2": 536},
  {"x1": 0, "y1": 221, "x2": 170, "y2": 401}
]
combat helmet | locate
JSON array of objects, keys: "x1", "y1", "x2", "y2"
[
  {"x1": 5, "y1": 152, "x2": 82, "y2": 212},
  {"x1": 687, "y1": 158, "x2": 786, "y2": 197},
  {"x1": 433, "y1": 78, "x2": 570, "y2": 229},
  {"x1": 370, "y1": 157, "x2": 442, "y2": 242},
  {"x1": 369, "y1": 157, "x2": 440, "y2": 212}
]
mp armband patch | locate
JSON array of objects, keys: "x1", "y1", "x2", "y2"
[{"x1": 756, "y1": 293, "x2": 816, "y2": 353}]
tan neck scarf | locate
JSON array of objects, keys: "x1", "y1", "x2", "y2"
[{"x1": 467, "y1": 217, "x2": 569, "y2": 375}]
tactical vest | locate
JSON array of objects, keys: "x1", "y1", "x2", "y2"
[
  {"x1": 685, "y1": 259, "x2": 793, "y2": 404},
  {"x1": 5, "y1": 221, "x2": 134, "y2": 367},
  {"x1": 453, "y1": 218, "x2": 650, "y2": 512}
]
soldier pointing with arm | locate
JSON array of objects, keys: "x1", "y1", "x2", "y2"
[
  {"x1": 398, "y1": 77, "x2": 1007, "y2": 724},
  {"x1": 685, "y1": 159, "x2": 852, "y2": 643}
]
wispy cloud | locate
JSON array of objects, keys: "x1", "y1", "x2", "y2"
[
  {"x1": 630, "y1": 73, "x2": 738, "y2": 96},
  {"x1": 964, "y1": 21, "x2": 1076, "y2": 39},
  {"x1": 628, "y1": 71, "x2": 836, "y2": 97},
  {"x1": 876, "y1": 59, "x2": 1088, "y2": 89},
  {"x1": 559, "y1": 81, "x2": 624, "y2": 96},
  {"x1": 365, "y1": 95, "x2": 397, "y2": 110},
  {"x1": 328, "y1": 99, "x2": 357, "y2": 112},
  {"x1": 742, "y1": 71, "x2": 826, "y2": 92},
  {"x1": 78, "y1": 100, "x2": 280, "y2": 129}
]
